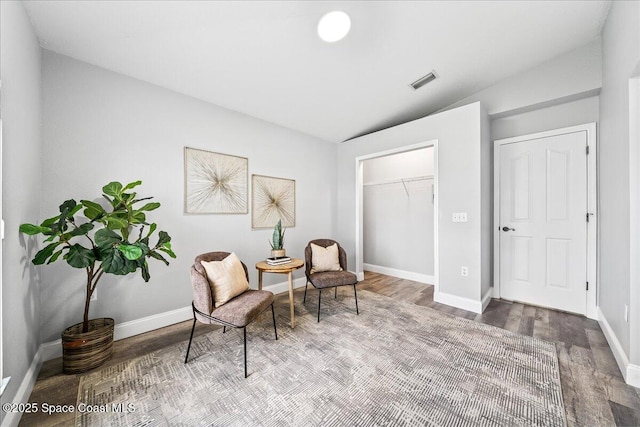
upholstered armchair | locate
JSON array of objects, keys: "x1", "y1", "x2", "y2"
[
  {"x1": 304, "y1": 239, "x2": 359, "y2": 322},
  {"x1": 185, "y1": 251, "x2": 277, "y2": 378}
]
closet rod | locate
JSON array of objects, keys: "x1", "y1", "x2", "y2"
[{"x1": 363, "y1": 175, "x2": 434, "y2": 187}]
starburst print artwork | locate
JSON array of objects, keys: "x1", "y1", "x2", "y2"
[
  {"x1": 252, "y1": 175, "x2": 295, "y2": 228},
  {"x1": 184, "y1": 147, "x2": 248, "y2": 214}
]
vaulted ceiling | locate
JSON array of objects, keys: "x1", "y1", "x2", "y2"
[{"x1": 23, "y1": 1, "x2": 610, "y2": 142}]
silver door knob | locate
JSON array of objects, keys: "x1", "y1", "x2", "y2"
[{"x1": 502, "y1": 226, "x2": 515, "y2": 232}]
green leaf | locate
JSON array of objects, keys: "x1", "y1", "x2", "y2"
[
  {"x1": 33, "y1": 242, "x2": 61, "y2": 265},
  {"x1": 140, "y1": 260, "x2": 150, "y2": 282},
  {"x1": 101, "y1": 249, "x2": 126, "y2": 275},
  {"x1": 148, "y1": 250, "x2": 169, "y2": 266},
  {"x1": 67, "y1": 222, "x2": 94, "y2": 237},
  {"x1": 57, "y1": 199, "x2": 76, "y2": 231},
  {"x1": 122, "y1": 180, "x2": 142, "y2": 192},
  {"x1": 66, "y1": 244, "x2": 95, "y2": 268},
  {"x1": 158, "y1": 242, "x2": 176, "y2": 259},
  {"x1": 102, "y1": 182, "x2": 123, "y2": 197},
  {"x1": 19, "y1": 224, "x2": 51, "y2": 235},
  {"x1": 105, "y1": 216, "x2": 128, "y2": 230},
  {"x1": 146, "y1": 223, "x2": 157, "y2": 238},
  {"x1": 81, "y1": 200, "x2": 106, "y2": 220},
  {"x1": 156, "y1": 231, "x2": 171, "y2": 247},
  {"x1": 95, "y1": 228, "x2": 122, "y2": 247},
  {"x1": 41, "y1": 215, "x2": 60, "y2": 227},
  {"x1": 118, "y1": 244, "x2": 143, "y2": 260},
  {"x1": 132, "y1": 211, "x2": 146, "y2": 224},
  {"x1": 59, "y1": 199, "x2": 77, "y2": 216},
  {"x1": 48, "y1": 250, "x2": 63, "y2": 264},
  {"x1": 68, "y1": 203, "x2": 83, "y2": 218},
  {"x1": 138, "y1": 202, "x2": 160, "y2": 212}
]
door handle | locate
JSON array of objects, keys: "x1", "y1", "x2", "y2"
[{"x1": 502, "y1": 226, "x2": 515, "y2": 232}]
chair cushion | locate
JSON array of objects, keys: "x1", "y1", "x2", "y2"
[
  {"x1": 309, "y1": 270, "x2": 357, "y2": 289},
  {"x1": 201, "y1": 252, "x2": 250, "y2": 308},
  {"x1": 210, "y1": 290, "x2": 274, "y2": 327},
  {"x1": 310, "y1": 242, "x2": 342, "y2": 273}
]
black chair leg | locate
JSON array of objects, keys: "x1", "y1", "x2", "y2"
[
  {"x1": 243, "y1": 327, "x2": 248, "y2": 378},
  {"x1": 354, "y1": 284, "x2": 359, "y2": 315},
  {"x1": 335, "y1": 287, "x2": 337, "y2": 299},
  {"x1": 184, "y1": 317, "x2": 196, "y2": 364},
  {"x1": 223, "y1": 326, "x2": 226, "y2": 334},
  {"x1": 271, "y1": 304, "x2": 278, "y2": 340},
  {"x1": 303, "y1": 282, "x2": 308, "y2": 303},
  {"x1": 317, "y1": 289, "x2": 322, "y2": 322}
]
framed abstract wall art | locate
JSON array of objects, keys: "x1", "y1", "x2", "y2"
[
  {"x1": 252, "y1": 174, "x2": 295, "y2": 228},
  {"x1": 184, "y1": 147, "x2": 248, "y2": 214}
]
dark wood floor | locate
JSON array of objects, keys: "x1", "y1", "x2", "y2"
[{"x1": 20, "y1": 272, "x2": 640, "y2": 426}]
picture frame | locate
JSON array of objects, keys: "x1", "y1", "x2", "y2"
[
  {"x1": 184, "y1": 147, "x2": 248, "y2": 214},
  {"x1": 252, "y1": 174, "x2": 295, "y2": 228}
]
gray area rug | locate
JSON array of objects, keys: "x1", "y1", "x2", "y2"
[{"x1": 76, "y1": 290, "x2": 566, "y2": 426}]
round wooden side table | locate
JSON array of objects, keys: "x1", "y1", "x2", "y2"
[{"x1": 255, "y1": 258, "x2": 304, "y2": 328}]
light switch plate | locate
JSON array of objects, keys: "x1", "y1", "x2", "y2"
[{"x1": 452, "y1": 212, "x2": 467, "y2": 222}]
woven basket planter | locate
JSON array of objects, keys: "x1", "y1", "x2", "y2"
[{"x1": 61, "y1": 318, "x2": 114, "y2": 374}]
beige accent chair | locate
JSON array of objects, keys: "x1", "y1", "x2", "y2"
[
  {"x1": 304, "y1": 239, "x2": 359, "y2": 322},
  {"x1": 184, "y1": 251, "x2": 277, "y2": 378}
]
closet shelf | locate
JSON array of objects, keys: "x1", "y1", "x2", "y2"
[
  {"x1": 363, "y1": 175, "x2": 433, "y2": 187},
  {"x1": 363, "y1": 175, "x2": 434, "y2": 197}
]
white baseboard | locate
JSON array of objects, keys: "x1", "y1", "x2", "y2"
[
  {"x1": 2, "y1": 347, "x2": 45, "y2": 427},
  {"x1": 363, "y1": 263, "x2": 434, "y2": 284},
  {"x1": 37, "y1": 276, "x2": 307, "y2": 364},
  {"x1": 356, "y1": 271, "x2": 365, "y2": 281},
  {"x1": 481, "y1": 288, "x2": 494, "y2": 311},
  {"x1": 598, "y1": 307, "x2": 640, "y2": 388},
  {"x1": 41, "y1": 306, "x2": 193, "y2": 362},
  {"x1": 434, "y1": 290, "x2": 483, "y2": 314}
]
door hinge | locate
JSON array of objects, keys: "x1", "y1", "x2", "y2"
[
  {"x1": 586, "y1": 213, "x2": 590, "y2": 222},
  {"x1": 586, "y1": 281, "x2": 589, "y2": 291},
  {"x1": 586, "y1": 145, "x2": 590, "y2": 155}
]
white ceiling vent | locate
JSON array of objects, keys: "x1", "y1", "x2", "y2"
[{"x1": 410, "y1": 71, "x2": 438, "y2": 90}]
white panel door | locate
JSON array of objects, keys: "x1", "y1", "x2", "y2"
[{"x1": 499, "y1": 131, "x2": 587, "y2": 314}]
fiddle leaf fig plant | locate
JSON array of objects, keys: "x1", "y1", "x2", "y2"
[{"x1": 19, "y1": 180, "x2": 176, "y2": 333}]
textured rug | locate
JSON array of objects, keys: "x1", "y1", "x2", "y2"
[{"x1": 76, "y1": 290, "x2": 566, "y2": 426}]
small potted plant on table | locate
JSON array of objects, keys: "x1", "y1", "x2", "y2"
[
  {"x1": 20, "y1": 180, "x2": 176, "y2": 374},
  {"x1": 269, "y1": 219, "x2": 286, "y2": 258}
]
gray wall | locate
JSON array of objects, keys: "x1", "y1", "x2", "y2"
[
  {"x1": 339, "y1": 102, "x2": 488, "y2": 304},
  {"x1": 363, "y1": 148, "x2": 434, "y2": 277},
  {"x1": 39, "y1": 51, "x2": 337, "y2": 343},
  {"x1": 599, "y1": 0, "x2": 640, "y2": 362},
  {"x1": 0, "y1": 0, "x2": 42, "y2": 414}
]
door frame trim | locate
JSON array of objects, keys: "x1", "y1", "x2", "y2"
[
  {"x1": 493, "y1": 123, "x2": 597, "y2": 319},
  {"x1": 354, "y1": 140, "x2": 438, "y2": 292}
]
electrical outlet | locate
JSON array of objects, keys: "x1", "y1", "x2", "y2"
[
  {"x1": 625, "y1": 304, "x2": 629, "y2": 323},
  {"x1": 452, "y1": 212, "x2": 468, "y2": 222},
  {"x1": 461, "y1": 266, "x2": 468, "y2": 277}
]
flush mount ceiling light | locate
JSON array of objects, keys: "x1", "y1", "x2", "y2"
[
  {"x1": 411, "y1": 71, "x2": 438, "y2": 90},
  {"x1": 318, "y1": 11, "x2": 351, "y2": 42}
]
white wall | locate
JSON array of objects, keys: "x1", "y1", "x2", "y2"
[
  {"x1": 599, "y1": 0, "x2": 640, "y2": 381},
  {"x1": 363, "y1": 148, "x2": 434, "y2": 278},
  {"x1": 339, "y1": 102, "x2": 489, "y2": 312},
  {"x1": 0, "y1": 0, "x2": 42, "y2": 417},
  {"x1": 39, "y1": 51, "x2": 337, "y2": 343},
  {"x1": 443, "y1": 39, "x2": 602, "y2": 117},
  {"x1": 491, "y1": 96, "x2": 600, "y2": 142}
]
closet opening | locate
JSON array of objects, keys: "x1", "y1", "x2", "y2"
[{"x1": 355, "y1": 140, "x2": 439, "y2": 294}]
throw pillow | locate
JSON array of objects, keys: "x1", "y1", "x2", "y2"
[
  {"x1": 310, "y1": 242, "x2": 342, "y2": 273},
  {"x1": 201, "y1": 252, "x2": 250, "y2": 308}
]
